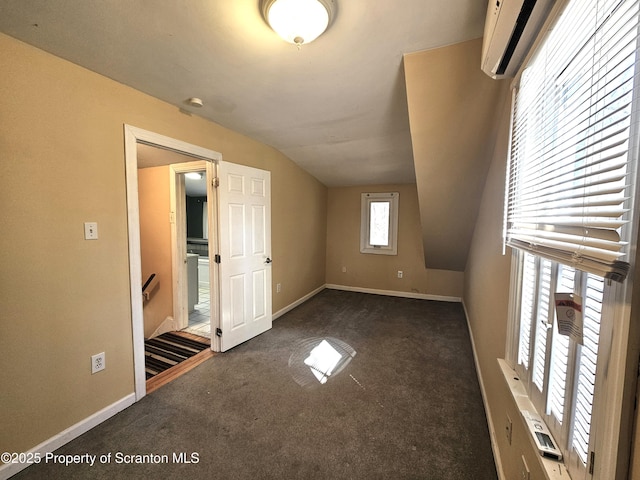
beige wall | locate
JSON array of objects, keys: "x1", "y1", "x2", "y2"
[
  {"x1": 0, "y1": 33, "x2": 327, "y2": 455},
  {"x1": 138, "y1": 166, "x2": 173, "y2": 338},
  {"x1": 326, "y1": 184, "x2": 463, "y2": 299},
  {"x1": 272, "y1": 162, "x2": 327, "y2": 310},
  {"x1": 463, "y1": 72, "x2": 640, "y2": 479},
  {"x1": 404, "y1": 39, "x2": 507, "y2": 272},
  {"x1": 462, "y1": 87, "x2": 545, "y2": 479},
  {"x1": 4, "y1": 24, "x2": 639, "y2": 478}
]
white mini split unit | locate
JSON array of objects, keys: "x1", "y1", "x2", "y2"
[{"x1": 481, "y1": 0, "x2": 555, "y2": 79}]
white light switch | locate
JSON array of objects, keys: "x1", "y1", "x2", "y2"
[{"x1": 84, "y1": 222, "x2": 98, "y2": 240}]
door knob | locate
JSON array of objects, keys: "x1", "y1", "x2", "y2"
[{"x1": 265, "y1": 257, "x2": 272, "y2": 264}]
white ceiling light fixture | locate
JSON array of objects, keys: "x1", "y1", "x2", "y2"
[{"x1": 261, "y1": 0, "x2": 334, "y2": 46}]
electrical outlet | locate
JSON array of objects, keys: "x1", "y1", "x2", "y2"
[
  {"x1": 276, "y1": 283, "x2": 282, "y2": 293},
  {"x1": 91, "y1": 352, "x2": 105, "y2": 374},
  {"x1": 341, "y1": 266, "x2": 347, "y2": 273},
  {"x1": 520, "y1": 455, "x2": 530, "y2": 480},
  {"x1": 505, "y1": 414, "x2": 513, "y2": 445},
  {"x1": 397, "y1": 270, "x2": 403, "y2": 278}
]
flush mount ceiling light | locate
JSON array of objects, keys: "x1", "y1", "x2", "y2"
[{"x1": 260, "y1": 0, "x2": 334, "y2": 46}]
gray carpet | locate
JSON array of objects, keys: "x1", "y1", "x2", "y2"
[{"x1": 13, "y1": 290, "x2": 497, "y2": 479}]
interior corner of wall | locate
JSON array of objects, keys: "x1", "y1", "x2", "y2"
[{"x1": 149, "y1": 316, "x2": 176, "y2": 339}]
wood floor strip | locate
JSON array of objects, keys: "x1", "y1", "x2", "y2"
[
  {"x1": 146, "y1": 344, "x2": 215, "y2": 394},
  {"x1": 173, "y1": 330, "x2": 212, "y2": 344}
]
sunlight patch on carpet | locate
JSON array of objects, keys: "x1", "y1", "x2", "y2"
[{"x1": 289, "y1": 337, "x2": 356, "y2": 387}]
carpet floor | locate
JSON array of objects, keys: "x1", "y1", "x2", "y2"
[{"x1": 12, "y1": 289, "x2": 497, "y2": 480}]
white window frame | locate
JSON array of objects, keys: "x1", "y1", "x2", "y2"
[
  {"x1": 509, "y1": 250, "x2": 612, "y2": 477},
  {"x1": 506, "y1": 248, "x2": 637, "y2": 479},
  {"x1": 360, "y1": 192, "x2": 399, "y2": 255},
  {"x1": 502, "y1": 0, "x2": 640, "y2": 478}
]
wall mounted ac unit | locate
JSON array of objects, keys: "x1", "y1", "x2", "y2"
[{"x1": 481, "y1": 0, "x2": 555, "y2": 79}]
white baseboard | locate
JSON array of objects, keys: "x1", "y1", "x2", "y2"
[
  {"x1": 273, "y1": 284, "x2": 461, "y2": 323},
  {"x1": 461, "y1": 301, "x2": 505, "y2": 480},
  {"x1": 273, "y1": 285, "x2": 326, "y2": 320},
  {"x1": 325, "y1": 284, "x2": 462, "y2": 303},
  {"x1": 0, "y1": 393, "x2": 136, "y2": 480}
]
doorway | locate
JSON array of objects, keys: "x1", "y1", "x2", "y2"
[
  {"x1": 124, "y1": 125, "x2": 221, "y2": 400},
  {"x1": 180, "y1": 169, "x2": 212, "y2": 338},
  {"x1": 125, "y1": 125, "x2": 274, "y2": 400}
]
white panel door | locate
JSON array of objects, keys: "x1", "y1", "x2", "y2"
[{"x1": 218, "y1": 161, "x2": 272, "y2": 352}]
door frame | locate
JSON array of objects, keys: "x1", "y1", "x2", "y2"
[
  {"x1": 169, "y1": 161, "x2": 208, "y2": 332},
  {"x1": 124, "y1": 124, "x2": 221, "y2": 401}
]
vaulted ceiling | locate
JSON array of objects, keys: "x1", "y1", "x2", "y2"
[
  {"x1": 0, "y1": 0, "x2": 488, "y2": 187},
  {"x1": 0, "y1": 1, "x2": 511, "y2": 272}
]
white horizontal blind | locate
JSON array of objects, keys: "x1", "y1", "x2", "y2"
[{"x1": 506, "y1": 0, "x2": 640, "y2": 281}]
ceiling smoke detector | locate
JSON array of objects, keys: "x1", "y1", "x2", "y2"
[{"x1": 187, "y1": 97, "x2": 204, "y2": 107}]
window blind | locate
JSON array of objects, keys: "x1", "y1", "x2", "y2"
[{"x1": 505, "y1": 0, "x2": 640, "y2": 281}]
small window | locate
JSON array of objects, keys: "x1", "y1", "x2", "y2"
[{"x1": 360, "y1": 192, "x2": 398, "y2": 255}]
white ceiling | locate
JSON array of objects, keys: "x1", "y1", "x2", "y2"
[{"x1": 0, "y1": 0, "x2": 487, "y2": 187}]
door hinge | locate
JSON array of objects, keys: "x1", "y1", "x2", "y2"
[
  {"x1": 588, "y1": 451, "x2": 595, "y2": 474},
  {"x1": 216, "y1": 328, "x2": 222, "y2": 337},
  {"x1": 212, "y1": 177, "x2": 220, "y2": 188},
  {"x1": 214, "y1": 254, "x2": 221, "y2": 264}
]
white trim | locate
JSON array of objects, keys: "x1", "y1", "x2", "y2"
[
  {"x1": 497, "y1": 359, "x2": 571, "y2": 480},
  {"x1": 360, "y1": 192, "x2": 399, "y2": 255},
  {"x1": 206, "y1": 160, "x2": 221, "y2": 353},
  {"x1": 149, "y1": 316, "x2": 177, "y2": 339},
  {"x1": 273, "y1": 285, "x2": 326, "y2": 320},
  {"x1": 123, "y1": 126, "x2": 147, "y2": 401},
  {"x1": 506, "y1": 248, "x2": 634, "y2": 478},
  {"x1": 0, "y1": 394, "x2": 135, "y2": 480},
  {"x1": 127, "y1": 125, "x2": 222, "y2": 163},
  {"x1": 169, "y1": 163, "x2": 187, "y2": 330},
  {"x1": 461, "y1": 301, "x2": 505, "y2": 480},
  {"x1": 273, "y1": 284, "x2": 462, "y2": 321},
  {"x1": 169, "y1": 161, "x2": 208, "y2": 331},
  {"x1": 504, "y1": 248, "x2": 521, "y2": 367},
  {"x1": 325, "y1": 284, "x2": 461, "y2": 303},
  {"x1": 123, "y1": 124, "x2": 222, "y2": 399},
  {"x1": 591, "y1": 279, "x2": 634, "y2": 480}
]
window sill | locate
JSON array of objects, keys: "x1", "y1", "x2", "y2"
[
  {"x1": 359, "y1": 248, "x2": 397, "y2": 255},
  {"x1": 497, "y1": 358, "x2": 570, "y2": 480}
]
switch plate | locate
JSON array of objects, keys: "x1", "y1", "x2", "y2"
[
  {"x1": 397, "y1": 270, "x2": 403, "y2": 278},
  {"x1": 84, "y1": 222, "x2": 98, "y2": 240},
  {"x1": 91, "y1": 352, "x2": 105, "y2": 374},
  {"x1": 276, "y1": 283, "x2": 282, "y2": 293}
]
